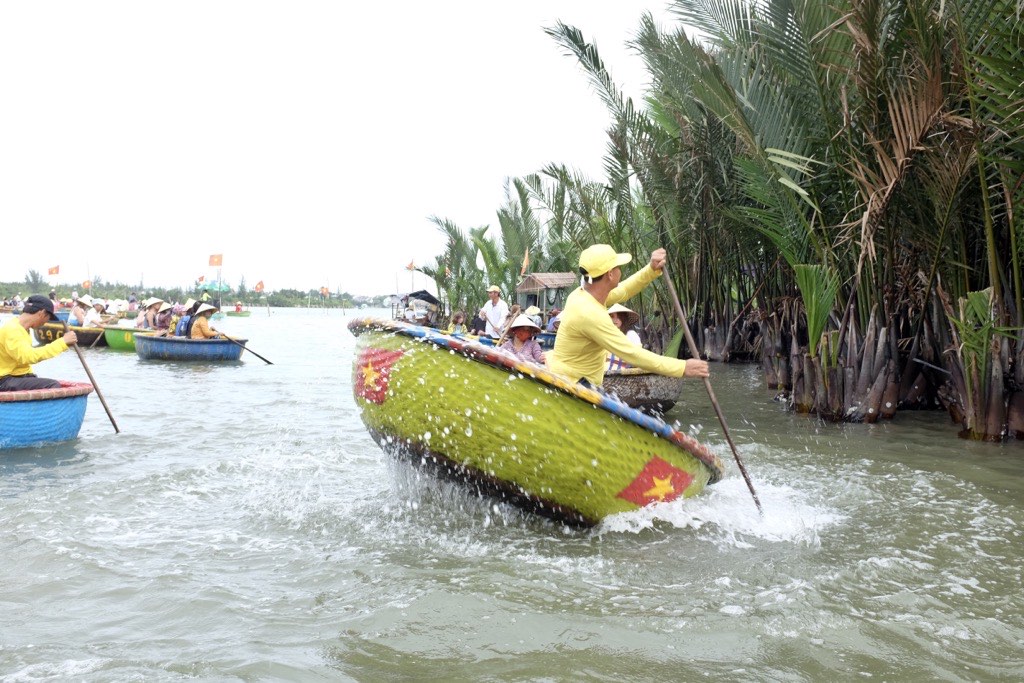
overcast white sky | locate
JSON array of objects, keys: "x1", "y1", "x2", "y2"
[{"x1": 0, "y1": 1, "x2": 681, "y2": 297}]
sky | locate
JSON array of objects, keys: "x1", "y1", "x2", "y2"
[{"x1": 0, "y1": 1, "x2": 683, "y2": 297}]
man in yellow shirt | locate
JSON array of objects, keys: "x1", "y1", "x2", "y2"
[
  {"x1": 547, "y1": 244, "x2": 709, "y2": 387},
  {"x1": 0, "y1": 294, "x2": 78, "y2": 391}
]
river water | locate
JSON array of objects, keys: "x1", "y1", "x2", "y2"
[{"x1": 1, "y1": 307, "x2": 1022, "y2": 681}]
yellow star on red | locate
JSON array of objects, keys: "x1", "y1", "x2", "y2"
[
  {"x1": 643, "y1": 475, "x2": 676, "y2": 501},
  {"x1": 361, "y1": 361, "x2": 381, "y2": 390}
]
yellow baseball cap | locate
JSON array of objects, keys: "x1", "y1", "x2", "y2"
[{"x1": 579, "y1": 244, "x2": 632, "y2": 277}]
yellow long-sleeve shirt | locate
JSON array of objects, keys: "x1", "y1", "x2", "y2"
[
  {"x1": 547, "y1": 265, "x2": 687, "y2": 386},
  {"x1": 190, "y1": 316, "x2": 219, "y2": 339},
  {"x1": 0, "y1": 318, "x2": 69, "y2": 377}
]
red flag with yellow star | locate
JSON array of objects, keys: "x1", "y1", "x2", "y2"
[
  {"x1": 355, "y1": 348, "x2": 405, "y2": 404},
  {"x1": 617, "y1": 456, "x2": 694, "y2": 506}
]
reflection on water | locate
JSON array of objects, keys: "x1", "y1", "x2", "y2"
[{"x1": 1, "y1": 308, "x2": 1022, "y2": 680}]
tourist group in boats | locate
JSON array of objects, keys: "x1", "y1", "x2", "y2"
[{"x1": 410, "y1": 243, "x2": 710, "y2": 390}]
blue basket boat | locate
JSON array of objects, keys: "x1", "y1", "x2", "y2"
[
  {"x1": 134, "y1": 335, "x2": 246, "y2": 361},
  {"x1": 0, "y1": 381, "x2": 93, "y2": 449}
]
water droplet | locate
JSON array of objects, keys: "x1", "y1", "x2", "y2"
[{"x1": 465, "y1": 426, "x2": 473, "y2": 437}]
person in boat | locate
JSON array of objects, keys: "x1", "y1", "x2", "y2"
[
  {"x1": 67, "y1": 295, "x2": 91, "y2": 326},
  {"x1": 82, "y1": 295, "x2": 113, "y2": 327},
  {"x1": 0, "y1": 294, "x2": 78, "y2": 391},
  {"x1": 127, "y1": 292, "x2": 138, "y2": 312},
  {"x1": 524, "y1": 305, "x2": 542, "y2": 327},
  {"x1": 234, "y1": 301, "x2": 243, "y2": 313},
  {"x1": 545, "y1": 308, "x2": 561, "y2": 332},
  {"x1": 499, "y1": 313, "x2": 545, "y2": 364},
  {"x1": 479, "y1": 285, "x2": 509, "y2": 339},
  {"x1": 495, "y1": 304, "x2": 522, "y2": 345},
  {"x1": 135, "y1": 297, "x2": 163, "y2": 329},
  {"x1": 608, "y1": 303, "x2": 642, "y2": 347},
  {"x1": 547, "y1": 244, "x2": 709, "y2": 388},
  {"x1": 469, "y1": 312, "x2": 487, "y2": 336},
  {"x1": 49, "y1": 291, "x2": 60, "y2": 311},
  {"x1": 175, "y1": 298, "x2": 199, "y2": 337},
  {"x1": 606, "y1": 303, "x2": 642, "y2": 372},
  {"x1": 446, "y1": 310, "x2": 468, "y2": 335},
  {"x1": 200, "y1": 289, "x2": 212, "y2": 303},
  {"x1": 190, "y1": 303, "x2": 222, "y2": 339},
  {"x1": 154, "y1": 301, "x2": 174, "y2": 335}
]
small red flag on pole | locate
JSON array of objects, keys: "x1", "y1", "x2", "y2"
[
  {"x1": 48, "y1": 265, "x2": 60, "y2": 275},
  {"x1": 198, "y1": 275, "x2": 205, "y2": 283},
  {"x1": 209, "y1": 254, "x2": 223, "y2": 267},
  {"x1": 255, "y1": 280, "x2": 265, "y2": 293},
  {"x1": 406, "y1": 260, "x2": 415, "y2": 271}
]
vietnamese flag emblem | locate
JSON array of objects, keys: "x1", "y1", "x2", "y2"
[
  {"x1": 356, "y1": 347, "x2": 405, "y2": 404},
  {"x1": 617, "y1": 456, "x2": 694, "y2": 507}
]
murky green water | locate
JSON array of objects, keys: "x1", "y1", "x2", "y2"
[{"x1": 1, "y1": 308, "x2": 1022, "y2": 681}]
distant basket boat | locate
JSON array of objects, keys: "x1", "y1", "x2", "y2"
[
  {"x1": 603, "y1": 367, "x2": 685, "y2": 414},
  {"x1": 225, "y1": 310, "x2": 251, "y2": 317},
  {"x1": 0, "y1": 381, "x2": 93, "y2": 449},
  {"x1": 34, "y1": 322, "x2": 107, "y2": 347},
  {"x1": 348, "y1": 317, "x2": 724, "y2": 527},
  {"x1": 102, "y1": 325, "x2": 155, "y2": 351},
  {"x1": 135, "y1": 335, "x2": 246, "y2": 361},
  {"x1": 536, "y1": 331, "x2": 556, "y2": 349}
]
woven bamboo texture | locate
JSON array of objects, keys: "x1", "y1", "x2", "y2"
[
  {"x1": 135, "y1": 336, "x2": 246, "y2": 361},
  {"x1": 0, "y1": 381, "x2": 93, "y2": 449},
  {"x1": 603, "y1": 368, "x2": 685, "y2": 413},
  {"x1": 348, "y1": 317, "x2": 724, "y2": 526}
]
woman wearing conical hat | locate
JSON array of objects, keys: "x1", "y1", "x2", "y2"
[
  {"x1": 67, "y1": 295, "x2": 92, "y2": 326},
  {"x1": 190, "y1": 303, "x2": 222, "y2": 339},
  {"x1": 607, "y1": 303, "x2": 642, "y2": 347},
  {"x1": 499, "y1": 313, "x2": 545, "y2": 364},
  {"x1": 135, "y1": 297, "x2": 164, "y2": 330}
]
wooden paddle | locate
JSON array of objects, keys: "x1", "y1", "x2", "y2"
[
  {"x1": 220, "y1": 333, "x2": 273, "y2": 365},
  {"x1": 88, "y1": 327, "x2": 104, "y2": 349},
  {"x1": 62, "y1": 321, "x2": 119, "y2": 433},
  {"x1": 662, "y1": 265, "x2": 763, "y2": 515}
]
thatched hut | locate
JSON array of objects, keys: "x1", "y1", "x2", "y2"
[{"x1": 516, "y1": 272, "x2": 576, "y2": 317}]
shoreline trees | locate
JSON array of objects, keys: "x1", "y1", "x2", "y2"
[{"x1": 420, "y1": 0, "x2": 1023, "y2": 441}]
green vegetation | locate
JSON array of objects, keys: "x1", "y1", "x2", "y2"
[{"x1": 415, "y1": 0, "x2": 1024, "y2": 441}]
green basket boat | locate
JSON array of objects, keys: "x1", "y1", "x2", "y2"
[
  {"x1": 102, "y1": 325, "x2": 155, "y2": 351},
  {"x1": 348, "y1": 317, "x2": 725, "y2": 527},
  {"x1": 225, "y1": 310, "x2": 251, "y2": 317}
]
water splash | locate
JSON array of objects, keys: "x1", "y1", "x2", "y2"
[{"x1": 598, "y1": 473, "x2": 840, "y2": 548}]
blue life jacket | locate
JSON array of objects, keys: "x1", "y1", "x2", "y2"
[{"x1": 174, "y1": 315, "x2": 192, "y2": 336}]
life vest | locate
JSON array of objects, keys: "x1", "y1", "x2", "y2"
[{"x1": 174, "y1": 315, "x2": 192, "y2": 337}]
